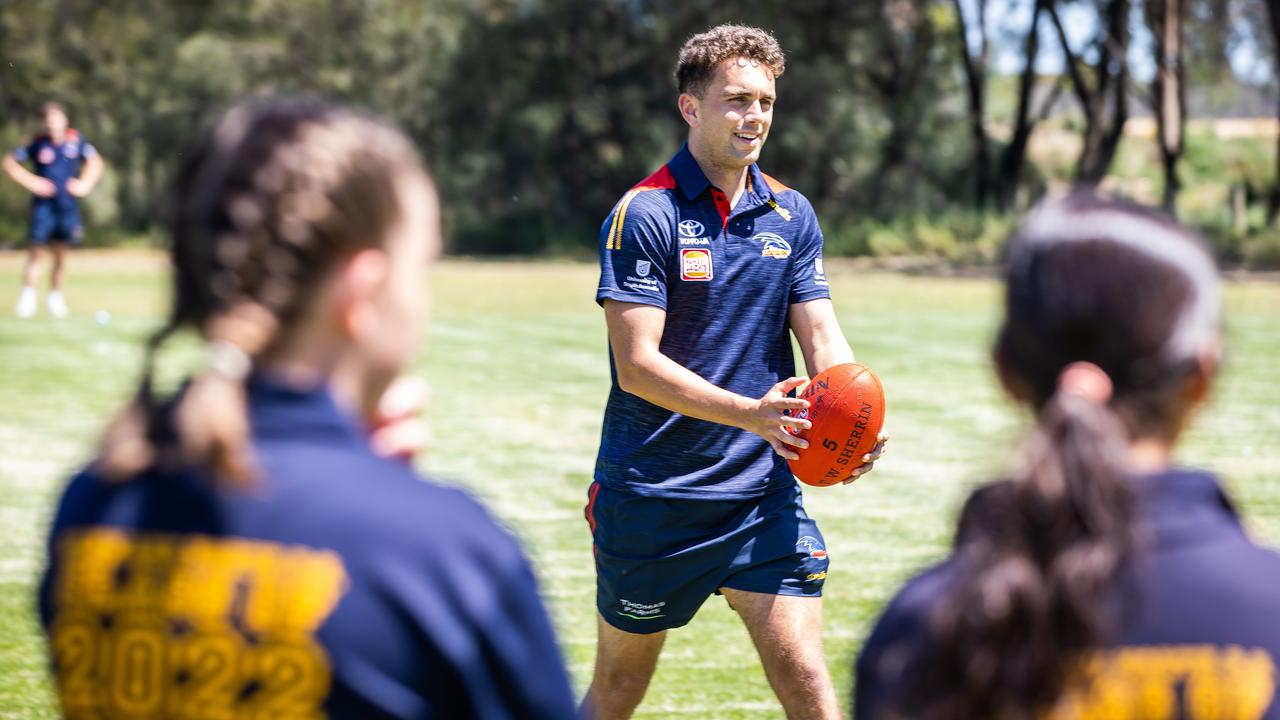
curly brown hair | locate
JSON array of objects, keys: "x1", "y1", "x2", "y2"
[{"x1": 675, "y1": 24, "x2": 785, "y2": 98}]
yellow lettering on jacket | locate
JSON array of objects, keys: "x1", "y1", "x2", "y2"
[
  {"x1": 1048, "y1": 645, "x2": 1277, "y2": 720},
  {"x1": 50, "y1": 527, "x2": 349, "y2": 719}
]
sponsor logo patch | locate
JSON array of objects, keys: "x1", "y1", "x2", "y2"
[
  {"x1": 679, "y1": 237, "x2": 711, "y2": 246},
  {"x1": 797, "y1": 536, "x2": 827, "y2": 559},
  {"x1": 754, "y1": 232, "x2": 792, "y2": 259},
  {"x1": 678, "y1": 219, "x2": 705, "y2": 238},
  {"x1": 64, "y1": 143, "x2": 79, "y2": 159},
  {"x1": 635, "y1": 259, "x2": 651, "y2": 278},
  {"x1": 680, "y1": 248, "x2": 713, "y2": 281},
  {"x1": 806, "y1": 571, "x2": 828, "y2": 582},
  {"x1": 37, "y1": 147, "x2": 56, "y2": 165},
  {"x1": 617, "y1": 599, "x2": 667, "y2": 621}
]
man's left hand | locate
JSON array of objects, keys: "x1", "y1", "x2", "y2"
[
  {"x1": 67, "y1": 177, "x2": 94, "y2": 197},
  {"x1": 842, "y1": 431, "x2": 889, "y2": 484}
]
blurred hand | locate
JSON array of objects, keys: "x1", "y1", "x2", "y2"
[
  {"x1": 368, "y1": 376, "x2": 430, "y2": 461},
  {"x1": 28, "y1": 177, "x2": 56, "y2": 197},
  {"x1": 66, "y1": 177, "x2": 93, "y2": 197},
  {"x1": 742, "y1": 376, "x2": 811, "y2": 461},
  {"x1": 842, "y1": 431, "x2": 890, "y2": 484}
]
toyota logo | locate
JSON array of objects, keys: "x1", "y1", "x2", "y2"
[{"x1": 678, "y1": 219, "x2": 705, "y2": 238}]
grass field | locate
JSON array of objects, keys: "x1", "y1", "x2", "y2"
[{"x1": 1, "y1": 251, "x2": 1278, "y2": 718}]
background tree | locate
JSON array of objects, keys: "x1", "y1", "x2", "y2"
[
  {"x1": 1145, "y1": 0, "x2": 1187, "y2": 212},
  {"x1": 1048, "y1": 0, "x2": 1132, "y2": 186},
  {"x1": 997, "y1": 0, "x2": 1064, "y2": 209},
  {"x1": 953, "y1": 0, "x2": 993, "y2": 208},
  {"x1": 1263, "y1": 0, "x2": 1280, "y2": 225},
  {"x1": 0, "y1": 0, "x2": 1276, "y2": 261}
]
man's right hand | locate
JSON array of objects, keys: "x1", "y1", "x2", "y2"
[
  {"x1": 27, "y1": 178, "x2": 56, "y2": 197},
  {"x1": 740, "y1": 377, "x2": 812, "y2": 461}
]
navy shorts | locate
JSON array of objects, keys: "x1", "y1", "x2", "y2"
[
  {"x1": 29, "y1": 202, "x2": 83, "y2": 245},
  {"x1": 585, "y1": 481, "x2": 830, "y2": 634}
]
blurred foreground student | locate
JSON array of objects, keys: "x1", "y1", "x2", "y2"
[
  {"x1": 855, "y1": 194, "x2": 1280, "y2": 719},
  {"x1": 39, "y1": 99, "x2": 577, "y2": 719}
]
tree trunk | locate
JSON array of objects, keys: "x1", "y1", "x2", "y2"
[
  {"x1": 1049, "y1": 0, "x2": 1131, "y2": 186},
  {"x1": 1267, "y1": 0, "x2": 1280, "y2": 226},
  {"x1": 1270, "y1": 91, "x2": 1280, "y2": 226},
  {"x1": 952, "y1": 0, "x2": 990, "y2": 209},
  {"x1": 867, "y1": 0, "x2": 937, "y2": 208},
  {"x1": 998, "y1": 0, "x2": 1047, "y2": 209},
  {"x1": 1150, "y1": 0, "x2": 1186, "y2": 213}
]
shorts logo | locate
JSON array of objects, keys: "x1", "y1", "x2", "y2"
[
  {"x1": 815, "y1": 258, "x2": 825, "y2": 276},
  {"x1": 635, "y1": 259, "x2": 651, "y2": 278},
  {"x1": 754, "y1": 232, "x2": 792, "y2": 259},
  {"x1": 680, "y1": 248, "x2": 713, "y2": 281},
  {"x1": 797, "y1": 536, "x2": 827, "y2": 559},
  {"x1": 37, "y1": 147, "x2": 56, "y2": 164},
  {"x1": 806, "y1": 571, "x2": 828, "y2": 582},
  {"x1": 678, "y1": 219, "x2": 705, "y2": 238},
  {"x1": 617, "y1": 599, "x2": 667, "y2": 621}
]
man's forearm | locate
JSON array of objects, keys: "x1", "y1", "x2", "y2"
[
  {"x1": 807, "y1": 340, "x2": 855, "y2": 377},
  {"x1": 616, "y1": 349, "x2": 753, "y2": 430},
  {"x1": 78, "y1": 154, "x2": 104, "y2": 188},
  {"x1": 2, "y1": 156, "x2": 34, "y2": 187}
]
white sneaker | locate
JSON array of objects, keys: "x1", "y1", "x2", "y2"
[
  {"x1": 47, "y1": 291, "x2": 68, "y2": 319},
  {"x1": 14, "y1": 287, "x2": 36, "y2": 318}
]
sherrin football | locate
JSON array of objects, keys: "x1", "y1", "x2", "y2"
[{"x1": 787, "y1": 363, "x2": 886, "y2": 487}]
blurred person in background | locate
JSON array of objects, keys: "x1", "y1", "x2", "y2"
[
  {"x1": 39, "y1": 99, "x2": 577, "y2": 719},
  {"x1": 4, "y1": 101, "x2": 103, "y2": 318},
  {"x1": 855, "y1": 194, "x2": 1280, "y2": 719}
]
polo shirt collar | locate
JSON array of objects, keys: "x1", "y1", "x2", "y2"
[
  {"x1": 745, "y1": 163, "x2": 775, "y2": 205},
  {"x1": 668, "y1": 143, "x2": 776, "y2": 205},
  {"x1": 247, "y1": 373, "x2": 366, "y2": 445},
  {"x1": 1138, "y1": 468, "x2": 1243, "y2": 549}
]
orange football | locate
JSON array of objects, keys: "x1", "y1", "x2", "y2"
[{"x1": 787, "y1": 363, "x2": 886, "y2": 487}]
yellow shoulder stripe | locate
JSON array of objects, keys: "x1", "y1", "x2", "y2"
[
  {"x1": 607, "y1": 189, "x2": 642, "y2": 250},
  {"x1": 768, "y1": 199, "x2": 792, "y2": 222}
]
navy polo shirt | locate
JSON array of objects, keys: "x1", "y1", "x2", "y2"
[
  {"x1": 40, "y1": 377, "x2": 577, "y2": 719},
  {"x1": 595, "y1": 144, "x2": 831, "y2": 500},
  {"x1": 855, "y1": 469, "x2": 1280, "y2": 719},
  {"x1": 12, "y1": 131, "x2": 96, "y2": 208}
]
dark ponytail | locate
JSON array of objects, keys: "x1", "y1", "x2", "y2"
[
  {"x1": 97, "y1": 100, "x2": 427, "y2": 486},
  {"x1": 918, "y1": 388, "x2": 1136, "y2": 718},
  {"x1": 906, "y1": 193, "x2": 1221, "y2": 719}
]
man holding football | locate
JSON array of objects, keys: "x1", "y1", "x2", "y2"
[{"x1": 585, "y1": 24, "x2": 888, "y2": 720}]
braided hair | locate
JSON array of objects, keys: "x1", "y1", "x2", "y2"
[{"x1": 99, "y1": 99, "x2": 429, "y2": 485}]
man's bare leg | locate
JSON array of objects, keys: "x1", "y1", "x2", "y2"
[
  {"x1": 49, "y1": 242, "x2": 66, "y2": 292},
  {"x1": 722, "y1": 588, "x2": 843, "y2": 720},
  {"x1": 22, "y1": 245, "x2": 44, "y2": 289},
  {"x1": 581, "y1": 612, "x2": 668, "y2": 720}
]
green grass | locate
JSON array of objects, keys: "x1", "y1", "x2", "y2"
[{"x1": 0, "y1": 252, "x2": 1278, "y2": 718}]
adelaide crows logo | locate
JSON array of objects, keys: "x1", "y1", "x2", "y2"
[
  {"x1": 754, "y1": 232, "x2": 792, "y2": 259},
  {"x1": 797, "y1": 536, "x2": 827, "y2": 559}
]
